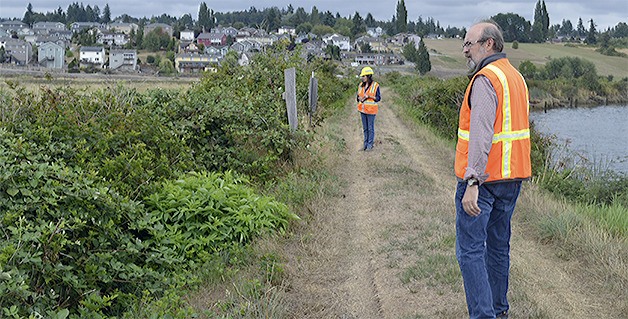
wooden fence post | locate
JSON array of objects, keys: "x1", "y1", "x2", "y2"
[
  {"x1": 284, "y1": 67, "x2": 297, "y2": 132},
  {"x1": 308, "y1": 72, "x2": 318, "y2": 126}
]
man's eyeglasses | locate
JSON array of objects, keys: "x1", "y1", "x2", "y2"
[{"x1": 462, "y1": 39, "x2": 487, "y2": 48}]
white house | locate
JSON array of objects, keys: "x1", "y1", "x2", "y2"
[
  {"x1": 180, "y1": 29, "x2": 195, "y2": 41},
  {"x1": 367, "y1": 27, "x2": 384, "y2": 38},
  {"x1": 97, "y1": 31, "x2": 128, "y2": 46},
  {"x1": 324, "y1": 34, "x2": 351, "y2": 51},
  {"x1": 278, "y1": 26, "x2": 296, "y2": 36},
  {"x1": 79, "y1": 46, "x2": 106, "y2": 68}
]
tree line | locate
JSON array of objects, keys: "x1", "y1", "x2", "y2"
[
  {"x1": 14, "y1": 0, "x2": 628, "y2": 44},
  {"x1": 15, "y1": 1, "x2": 462, "y2": 39}
]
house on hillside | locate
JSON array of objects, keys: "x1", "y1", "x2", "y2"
[
  {"x1": 179, "y1": 41, "x2": 199, "y2": 53},
  {"x1": 38, "y1": 41, "x2": 65, "y2": 69},
  {"x1": 197, "y1": 32, "x2": 227, "y2": 46},
  {"x1": 2, "y1": 39, "x2": 32, "y2": 65},
  {"x1": 212, "y1": 26, "x2": 238, "y2": 37},
  {"x1": 355, "y1": 36, "x2": 387, "y2": 53},
  {"x1": 107, "y1": 22, "x2": 138, "y2": 34},
  {"x1": 278, "y1": 26, "x2": 296, "y2": 36},
  {"x1": 33, "y1": 22, "x2": 66, "y2": 35},
  {"x1": 0, "y1": 20, "x2": 27, "y2": 32},
  {"x1": 180, "y1": 29, "x2": 195, "y2": 41},
  {"x1": 97, "y1": 31, "x2": 128, "y2": 46},
  {"x1": 71, "y1": 22, "x2": 102, "y2": 33},
  {"x1": 230, "y1": 39, "x2": 262, "y2": 54},
  {"x1": 79, "y1": 46, "x2": 105, "y2": 68},
  {"x1": 323, "y1": 34, "x2": 351, "y2": 51},
  {"x1": 109, "y1": 49, "x2": 137, "y2": 71},
  {"x1": 204, "y1": 45, "x2": 228, "y2": 58},
  {"x1": 175, "y1": 53, "x2": 213, "y2": 73},
  {"x1": 367, "y1": 27, "x2": 384, "y2": 38}
]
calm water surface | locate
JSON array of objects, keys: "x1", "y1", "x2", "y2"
[{"x1": 530, "y1": 104, "x2": 628, "y2": 174}]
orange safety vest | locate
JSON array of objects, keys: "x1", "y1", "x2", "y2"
[
  {"x1": 357, "y1": 81, "x2": 380, "y2": 114},
  {"x1": 454, "y1": 58, "x2": 531, "y2": 182}
]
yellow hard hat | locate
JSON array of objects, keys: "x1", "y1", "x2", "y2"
[{"x1": 360, "y1": 66, "x2": 374, "y2": 76}]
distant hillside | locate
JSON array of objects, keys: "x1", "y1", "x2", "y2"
[{"x1": 424, "y1": 38, "x2": 628, "y2": 78}]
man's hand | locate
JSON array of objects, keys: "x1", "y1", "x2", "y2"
[{"x1": 462, "y1": 185, "x2": 481, "y2": 217}]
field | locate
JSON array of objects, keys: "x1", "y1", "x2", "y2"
[
  {"x1": 0, "y1": 69, "x2": 197, "y2": 92},
  {"x1": 424, "y1": 38, "x2": 628, "y2": 78}
]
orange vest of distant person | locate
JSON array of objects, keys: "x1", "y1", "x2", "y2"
[
  {"x1": 455, "y1": 58, "x2": 532, "y2": 182},
  {"x1": 357, "y1": 82, "x2": 380, "y2": 114}
]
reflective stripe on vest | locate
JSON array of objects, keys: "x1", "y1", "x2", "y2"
[
  {"x1": 454, "y1": 58, "x2": 531, "y2": 182},
  {"x1": 357, "y1": 82, "x2": 379, "y2": 114}
]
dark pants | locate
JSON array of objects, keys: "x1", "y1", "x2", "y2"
[{"x1": 455, "y1": 181, "x2": 522, "y2": 319}]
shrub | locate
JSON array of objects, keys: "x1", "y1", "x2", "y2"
[{"x1": 512, "y1": 40, "x2": 519, "y2": 49}]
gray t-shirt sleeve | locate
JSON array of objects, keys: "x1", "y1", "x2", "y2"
[{"x1": 464, "y1": 75, "x2": 497, "y2": 184}]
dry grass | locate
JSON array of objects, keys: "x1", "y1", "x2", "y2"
[
  {"x1": 509, "y1": 183, "x2": 628, "y2": 318},
  {"x1": 0, "y1": 73, "x2": 198, "y2": 92}
]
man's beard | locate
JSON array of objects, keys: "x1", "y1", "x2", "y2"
[{"x1": 467, "y1": 58, "x2": 476, "y2": 70}]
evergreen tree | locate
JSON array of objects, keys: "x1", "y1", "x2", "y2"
[
  {"x1": 135, "y1": 25, "x2": 144, "y2": 49},
  {"x1": 402, "y1": 42, "x2": 418, "y2": 62},
  {"x1": 102, "y1": 4, "x2": 111, "y2": 23},
  {"x1": 395, "y1": 0, "x2": 407, "y2": 33},
  {"x1": 577, "y1": 18, "x2": 586, "y2": 38},
  {"x1": 351, "y1": 12, "x2": 365, "y2": 37},
  {"x1": 365, "y1": 13, "x2": 376, "y2": 28},
  {"x1": 541, "y1": 1, "x2": 550, "y2": 38},
  {"x1": 559, "y1": 19, "x2": 574, "y2": 37},
  {"x1": 532, "y1": 0, "x2": 549, "y2": 42},
  {"x1": 23, "y1": 3, "x2": 34, "y2": 26},
  {"x1": 197, "y1": 2, "x2": 214, "y2": 32},
  {"x1": 310, "y1": 6, "x2": 320, "y2": 25},
  {"x1": 264, "y1": 8, "x2": 281, "y2": 32},
  {"x1": 415, "y1": 38, "x2": 431, "y2": 75},
  {"x1": 291, "y1": 7, "x2": 308, "y2": 26},
  {"x1": 321, "y1": 11, "x2": 335, "y2": 27},
  {"x1": 586, "y1": 19, "x2": 597, "y2": 44}
]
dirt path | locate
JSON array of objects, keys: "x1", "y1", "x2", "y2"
[{"x1": 282, "y1": 87, "x2": 620, "y2": 318}]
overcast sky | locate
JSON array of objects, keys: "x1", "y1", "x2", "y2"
[{"x1": 1, "y1": 0, "x2": 626, "y2": 30}]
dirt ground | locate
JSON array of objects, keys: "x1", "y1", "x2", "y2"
[{"x1": 281, "y1": 88, "x2": 622, "y2": 318}]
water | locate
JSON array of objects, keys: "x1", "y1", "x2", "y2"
[{"x1": 530, "y1": 104, "x2": 628, "y2": 174}]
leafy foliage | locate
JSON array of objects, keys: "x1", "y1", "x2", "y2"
[{"x1": 0, "y1": 47, "x2": 353, "y2": 317}]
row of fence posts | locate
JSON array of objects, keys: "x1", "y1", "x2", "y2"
[{"x1": 283, "y1": 67, "x2": 317, "y2": 132}]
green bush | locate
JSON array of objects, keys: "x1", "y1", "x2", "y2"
[
  {"x1": 0, "y1": 47, "x2": 353, "y2": 317},
  {"x1": 142, "y1": 171, "x2": 298, "y2": 263}
]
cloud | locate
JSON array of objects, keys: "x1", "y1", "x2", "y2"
[{"x1": 0, "y1": 0, "x2": 624, "y2": 30}]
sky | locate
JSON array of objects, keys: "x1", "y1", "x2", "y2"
[{"x1": 0, "y1": 0, "x2": 626, "y2": 31}]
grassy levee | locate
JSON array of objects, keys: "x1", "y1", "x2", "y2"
[
  {"x1": 424, "y1": 38, "x2": 628, "y2": 78},
  {"x1": 388, "y1": 73, "x2": 627, "y2": 318}
]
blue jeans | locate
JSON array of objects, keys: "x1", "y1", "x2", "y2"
[
  {"x1": 455, "y1": 180, "x2": 522, "y2": 319},
  {"x1": 360, "y1": 112, "x2": 376, "y2": 150}
]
